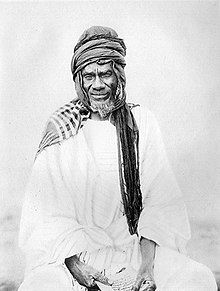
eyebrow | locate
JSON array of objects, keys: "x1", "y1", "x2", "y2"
[
  {"x1": 82, "y1": 69, "x2": 113, "y2": 75},
  {"x1": 82, "y1": 71, "x2": 95, "y2": 76},
  {"x1": 100, "y1": 70, "x2": 112, "y2": 75}
]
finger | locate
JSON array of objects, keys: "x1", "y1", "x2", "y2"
[
  {"x1": 132, "y1": 277, "x2": 145, "y2": 291},
  {"x1": 140, "y1": 280, "x2": 156, "y2": 291},
  {"x1": 88, "y1": 283, "x2": 100, "y2": 290},
  {"x1": 93, "y1": 272, "x2": 113, "y2": 286},
  {"x1": 91, "y1": 278, "x2": 96, "y2": 287},
  {"x1": 86, "y1": 277, "x2": 97, "y2": 288}
]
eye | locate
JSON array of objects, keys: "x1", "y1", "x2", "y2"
[
  {"x1": 83, "y1": 74, "x2": 94, "y2": 81},
  {"x1": 101, "y1": 71, "x2": 112, "y2": 78}
]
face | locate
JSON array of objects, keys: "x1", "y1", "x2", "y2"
[{"x1": 82, "y1": 62, "x2": 118, "y2": 118}]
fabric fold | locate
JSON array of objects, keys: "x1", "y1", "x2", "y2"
[
  {"x1": 19, "y1": 106, "x2": 191, "y2": 275},
  {"x1": 137, "y1": 109, "x2": 191, "y2": 252}
]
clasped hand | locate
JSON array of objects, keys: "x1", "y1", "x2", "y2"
[
  {"x1": 65, "y1": 255, "x2": 112, "y2": 290},
  {"x1": 66, "y1": 256, "x2": 156, "y2": 291},
  {"x1": 131, "y1": 264, "x2": 156, "y2": 291}
]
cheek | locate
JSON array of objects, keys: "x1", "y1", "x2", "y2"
[
  {"x1": 109, "y1": 80, "x2": 117, "y2": 92},
  {"x1": 110, "y1": 75, "x2": 118, "y2": 89},
  {"x1": 105, "y1": 77, "x2": 117, "y2": 89},
  {"x1": 83, "y1": 81, "x2": 92, "y2": 92}
]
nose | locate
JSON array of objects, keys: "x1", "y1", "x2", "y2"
[{"x1": 92, "y1": 76, "x2": 105, "y2": 91}]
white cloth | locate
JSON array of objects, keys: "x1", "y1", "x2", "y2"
[
  {"x1": 18, "y1": 107, "x2": 217, "y2": 290},
  {"x1": 18, "y1": 247, "x2": 217, "y2": 291}
]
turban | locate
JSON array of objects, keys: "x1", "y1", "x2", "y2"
[
  {"x1": 71, "y1": 26, "x2": 126, "y2": 79},
  {"x1": 71, "y1": 26, "x2": 127, "y2": 112}
]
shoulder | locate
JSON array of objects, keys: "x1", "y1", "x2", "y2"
[
  {"x1": 130, "y1": 104, "x2": 163, "y2": 155},
  {"x1": 36, "y1": 99, "x2": 90, "y2": 157},
  {"x1": 130, "y1": 103, "x2": 159, "y2": 132}
]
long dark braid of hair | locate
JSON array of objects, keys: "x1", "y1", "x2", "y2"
[{"x1": 113, "y1": 105, "x2": 143, "y2": 235}]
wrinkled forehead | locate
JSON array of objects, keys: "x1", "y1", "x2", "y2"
[{"x1": 81, "y1": 61, "x2": 114, "y2": 74}]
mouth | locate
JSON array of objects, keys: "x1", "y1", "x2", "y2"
[{"x1": 90, "y1": 93, "x2": 109, "y2": 102}]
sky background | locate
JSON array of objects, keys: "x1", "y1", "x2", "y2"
[{"x1": 0, "y1": 0, "x2": 219, "y2": 286}]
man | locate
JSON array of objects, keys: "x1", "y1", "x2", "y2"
[{"x1": 18, "y1": 26, "x2": 217, "y2": 290}]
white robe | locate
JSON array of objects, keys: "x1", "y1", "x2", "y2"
[{"x1": 18, "y1": 107, "x2": 217, "y2": 290}]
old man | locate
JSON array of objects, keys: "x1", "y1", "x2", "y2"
[{"x1": 18, "y1": 26, "x2": 217, "y2": 291}]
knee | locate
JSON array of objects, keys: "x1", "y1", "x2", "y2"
[
  {"x1": 186, "y1": 263, "x2": 217, "y2": 290},
  {"x1": 18, "y1": 265, "x2": 73, "y2": 291}
]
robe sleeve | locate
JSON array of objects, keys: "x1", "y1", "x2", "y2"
[
  {"x1": 137, "y1": 109, "x2": 191, "y2": 253},
  {"x1": 19, "y1": 143, "x2": 113, "y2": 273}
]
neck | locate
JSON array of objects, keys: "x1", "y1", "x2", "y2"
[{"x1": 90, "y1": 111, "x2": 110, "y2": 121}]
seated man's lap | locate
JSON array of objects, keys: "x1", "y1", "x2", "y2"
[
  {"x1": 154, "y1": 246, "x2": 217, "y2": 290},
  {"x1": 18, "y1": 247, "x2": 217, "y2": 291},
  {"x1": 18, "y1": 264, "x2": 75, "y2": 291}
]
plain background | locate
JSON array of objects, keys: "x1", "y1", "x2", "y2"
[{"x1": 0, "y1": 0, "x2": 219, "y2": 287}]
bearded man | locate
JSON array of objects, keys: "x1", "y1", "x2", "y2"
[{"x1": 18, "y1": 26, "x2": 217, "y2": 291}]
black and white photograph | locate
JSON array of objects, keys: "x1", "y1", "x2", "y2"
[{"x1": 0, "y1": 1, "x2": 219, "y2": 290}]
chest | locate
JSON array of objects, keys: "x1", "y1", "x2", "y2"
[{"x1": 82, "y1": 119, "x2": 118, "y2": 172}]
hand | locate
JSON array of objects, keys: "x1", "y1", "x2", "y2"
[
  {"x1": 65, "y1": 255, "x2": 112, "y2": 289},
  {"x1": 132, "y1": 237, "x2": 157, "y2": 290},
  {"x1": 131, "y1": 265, "x2": 156, "y2": 291}
]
